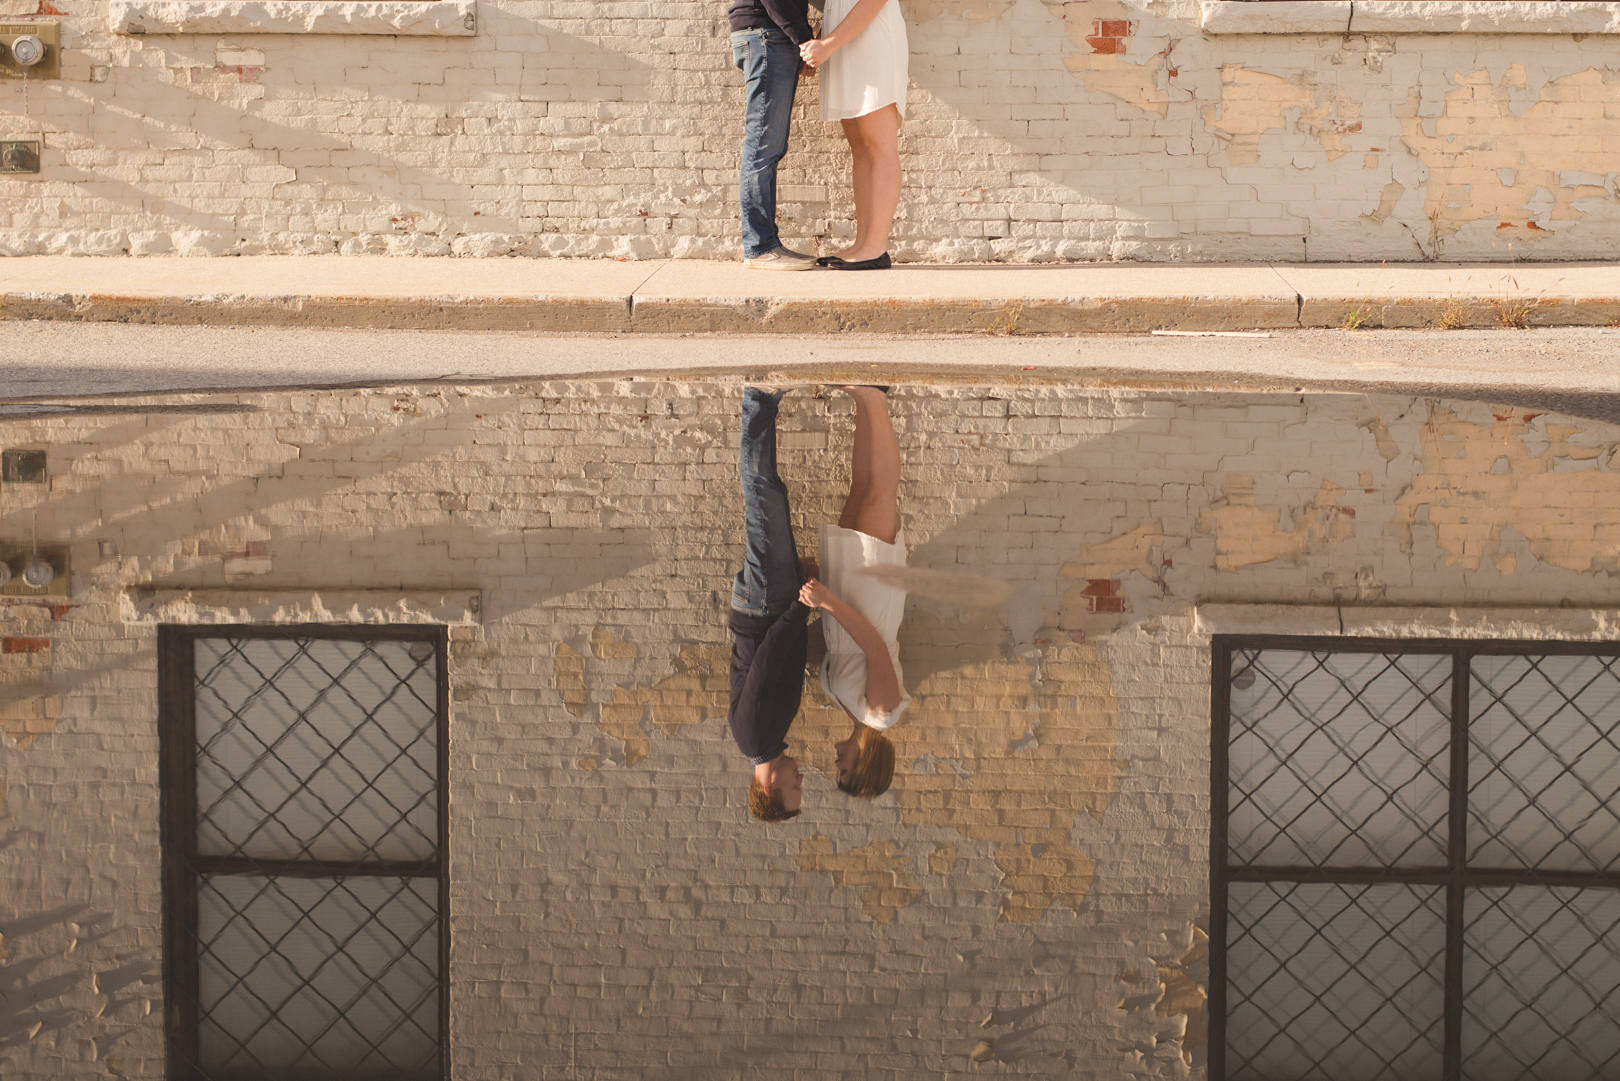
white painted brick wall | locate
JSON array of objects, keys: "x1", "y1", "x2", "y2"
[
  {"x1": 2, "y1": 0, "x2": 1619, "y2": 259},
  {"x1": 4, "y1": 382, "x2": 1620, "y2": 1078}
]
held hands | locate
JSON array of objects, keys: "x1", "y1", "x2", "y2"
[
  {"x1": 799, "y1": 37, "x2": 837, "y2": 68},
  {"x1": 799, "y1": 578, "x2": 836, "y2": 609}
]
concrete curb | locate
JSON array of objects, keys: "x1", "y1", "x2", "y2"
[{"x1": 6, "y1": 290, "x2": 1620, "y2": 333}]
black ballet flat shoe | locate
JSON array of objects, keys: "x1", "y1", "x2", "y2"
[
  {"x1": 828, "y1": 252, "x2": 891, "y2": 270},
  {"x1": 814, "y1": 255, "x2": 845, "y2": 267}
]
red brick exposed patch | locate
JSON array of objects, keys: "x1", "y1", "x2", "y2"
[
  {"x1": 1087, "y1": 18, "x2": 1132, "y2": 53},
  {"x1": 1079, "y1": 578, "x2": 1125, "y2": 614},
  {"x1": 3, "y1": 637, "x2": 51, "y2": 654}
]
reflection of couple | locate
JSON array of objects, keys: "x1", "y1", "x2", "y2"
[{"x1": 727, "y1": 386, "x2": 907, "y2": 821}]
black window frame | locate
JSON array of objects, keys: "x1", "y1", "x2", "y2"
[
  {"x1": 1209, "y1": 634, "x2": 1620, "y2": 1081},
  {"x1": 158, "y1": 623, "x2": 451, "y2": 1081}
]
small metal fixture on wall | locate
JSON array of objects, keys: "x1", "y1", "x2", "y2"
[
  {"x1": 0, "y1": 21, "x2": 58, "y2": 175},
  {"x1": 22, "y1": 512, "x2": 52, "y2": 589},
  {"x1": 0, "y1": 541, "x2": 67, "y2": 596}
]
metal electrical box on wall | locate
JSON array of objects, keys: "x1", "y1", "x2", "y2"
[
  {"x1": 1, "y1": 21, "x2": 59, "y2": 79},
  {"x1": 0, "y1": 544, "x2": 70, "y2": 597}
]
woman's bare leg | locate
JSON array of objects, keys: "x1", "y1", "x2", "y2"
[
  {"x1": 833, "y1": 106, "x2": 901, "y2": 263},
  {"x1": 841, "y1": 118, "x2": 873, "y2": 256},
  {"x1": 837, "y1": 386, "x2": 900, "y2": 542}
]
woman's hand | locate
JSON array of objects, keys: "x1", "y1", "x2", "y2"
[
  {"x1": 800, "y1": 37, "x2": 837, "y2": 68},
  {"x1": 799, "y1": 578, "x2": 835, "y2": 609}
]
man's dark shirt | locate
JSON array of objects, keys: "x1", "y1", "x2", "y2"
[
  {"x1": 728, "y1": 0, "x2": 813, "y2": 47},
  {"x1": 728, "y1": 600, "x2": 810, "y2": 765}
]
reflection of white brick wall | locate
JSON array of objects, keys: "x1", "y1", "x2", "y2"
[
  {"x1": 4, "y1": 381, "x2": 1620, "y2": 1078},
  {"x1": 3, "y1": 0, "x2": 1620, "y2": 259}
]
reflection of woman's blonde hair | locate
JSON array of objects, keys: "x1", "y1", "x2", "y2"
[
  {"x1": 838, "y1": 727, "x2": 895, "y2": 799},
  {"x1": 748, "y1": 776, "x2": 800, "y2": 822}
]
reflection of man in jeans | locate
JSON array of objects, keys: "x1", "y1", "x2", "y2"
[
  {"x1": 729, "y1": 0, "x2": 817, "y2": 270},
  {"x1": 728, "y1": 388, "x2": 813, "y2": 821}
]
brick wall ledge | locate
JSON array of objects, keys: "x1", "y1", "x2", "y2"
[
  {"x1": 1194, "y1": 603, "x2": 1620, "y2": 639},
  {"x1": 110, "y1": 0, "x2": 476, "y2": 35},
  {"x1": 1200, "y1": 0, "x2": 1620, "y2": 34},
  {"x1": 120, "y1": 587, "x2": 483, "y2": 624}
]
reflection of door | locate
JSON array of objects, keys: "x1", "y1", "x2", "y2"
[
  {"x1": 1211, "y1": 638, "x2": 1620, "y2": 1081},
  {"x1": 159, "y1": 626, "x2": 448, "y2": 1081}
]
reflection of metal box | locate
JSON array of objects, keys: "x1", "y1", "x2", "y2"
[
  {"x1": 0, "y1": 21, "x2": 59, "y2": 79},
  {"x1": 0, "y1": 139, "x2": 39, "y2": 173},
  {"x1": 0, "y1": 543, "x2": 70, "y2": 598},
  {"x1": 1, "y1": 449, "x2": 47, "y2": 482}
]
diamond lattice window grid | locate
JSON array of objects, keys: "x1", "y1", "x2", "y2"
[
  {"x1": 161, "y1": 627, "x2": 448, "y2": 1081},
  {"x1": 1213, "y1": 638, "x2": 1620, "y2": 1081}
]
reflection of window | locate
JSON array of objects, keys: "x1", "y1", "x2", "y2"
[
  {"x1": 1211, "y1": 638, "x2": 1620, "y2": 1081},
  {"x1": 160, "y1": 626, "x2": 448, "y2": 1081}
]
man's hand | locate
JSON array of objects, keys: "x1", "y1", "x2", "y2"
[
  {"x1": 800, "y1": 555, "x2": 820, "y2": 580},
  {"x1": 799, "y1": 578, "x2": 835, "y2": 609}
]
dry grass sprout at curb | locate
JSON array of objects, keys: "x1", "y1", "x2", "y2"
[
  {"x1": 1341, "y1": 302, "x2": 1373, "y2": 330},
  {"x1": 985, "y1": 301, "x2": 1025, "y2": 336},
  {"x1": 1492, "y1": 297, "x2": 1534, "y2": 329},
  {"x1": 1437, "y1": 299, "x2": 1467, "y2": 330},
  {"x1": 859, "y1": 565, "x2": 1012, "y2": 607}
]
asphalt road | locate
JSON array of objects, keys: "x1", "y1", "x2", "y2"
[{"x1": 3, "y1": 321, "x2": 1619, "y2": 422}]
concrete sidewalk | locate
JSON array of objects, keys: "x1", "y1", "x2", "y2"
[{"x1": 1, "y1": 256, "x2": 1616, "y2": 333}]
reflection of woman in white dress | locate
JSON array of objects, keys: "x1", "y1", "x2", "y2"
[
  {"x1": 798, "y1": 386, "x2": 908, "y2": 797},
  {"x1": 798, "y1": 0, "x2": 908, "y2": 270}
]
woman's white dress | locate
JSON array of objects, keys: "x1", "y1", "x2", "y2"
[
  {"x1": 818, "y1": 0, "x2": 909, "y2": 122},
  {"x1": 817, "y1": 522, "x2": 912, "y2": 730}
]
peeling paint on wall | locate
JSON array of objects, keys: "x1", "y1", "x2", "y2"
[
  {"x1": 556, "y1": 642, "x2": 589, "y2": 718},
  {"x1": 1392, "y1": 404, "x2": 1620, "y2": 573},
  {"x1": 1398, "y1": 65, "x2": 1620, "y2": 242},
  {"x1": 1203, "y1": 65, "x2": 1362, "y2": 166},
  {"x1": 1155, "y1": 926, "x2": 1208, "y2": 1066},
  {"x1": 590, "y1": 625, "x2": 638, "y2": 660},
  {"x1": 1197, "y1": 474, "x2": 1356, "y2": 571},
  {"x1": 555, "y1": 628, "x2": 728, "y2": 766},
  {"x1": 1358, "y1": 413, "x2": 1402, "y2": 462},
  {"x1": 1, "y1": 611, "x2": 60, "y2": 751},
  {"x1": 797, "y1": 835, "x2": 922, "y2": 924},
  {"x1": 993, "y1": 840, "x2": 1097, "y2": 922},
  {"x1": 901, "y1": 0, "x2": 1013, "y2": 24},
  {"x1": 1025, "y1": 0, "x2": 1173, "y2": 116},
  {"x1": 1057, "y1": 522, "x2": 1164, "y2": 639},
  {"x1": 1362, "y1": 181, "x2": 1406, "y2": 225}
]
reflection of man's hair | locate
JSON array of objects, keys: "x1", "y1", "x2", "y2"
[
  {"x1": 748, "y1": 776, "x2": 801, "y2": 822},
  {"x1": 837, "y1": 727, "x2": 895, "y2": 799}
]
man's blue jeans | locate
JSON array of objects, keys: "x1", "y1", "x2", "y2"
[
  {"x1": 731, "y1": 29, "x2": 800, "y2": 259},
  {"x1": 732, "y1": 388, "x2": 803, "y2": 614}
]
